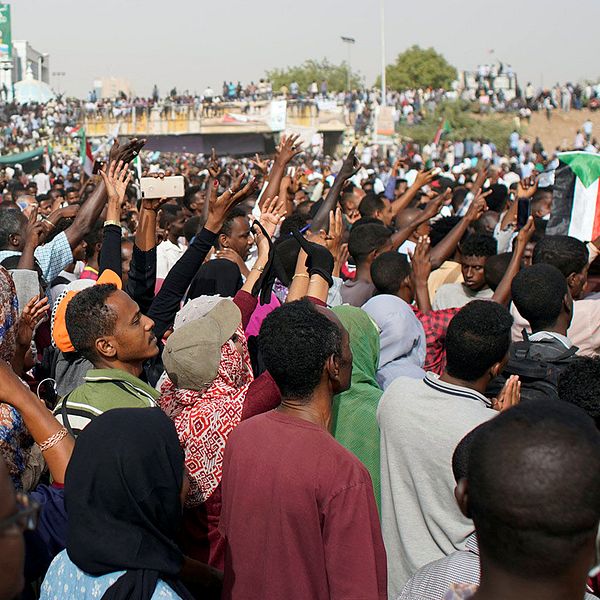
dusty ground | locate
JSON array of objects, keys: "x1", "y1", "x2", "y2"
[{"x1": 518, "y1": 108, "x2": 600, "y2": 152}]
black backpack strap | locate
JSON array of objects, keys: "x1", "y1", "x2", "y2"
[
  {"x1": 60, "y1": 393, "x2": 76, "y2": 438},
  {"x1": 550, "y1": 345, "x2": 579, "y2": 362}
]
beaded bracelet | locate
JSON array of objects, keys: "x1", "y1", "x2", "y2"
[{"x1": 39, "y1": 427, "x2": 69, "y2": 453}]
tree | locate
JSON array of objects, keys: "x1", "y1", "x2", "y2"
[
  {"x1": 266, "y1": 59, "x2": 362, "y2": 93},
  {"x1": 377, "y1": 45, "x2": 457, "y2": 91},
  {"x1": 397, "y1": 100, "x2": 513, "y2": 154}
]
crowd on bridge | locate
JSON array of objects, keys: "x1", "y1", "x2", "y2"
[{"x1": 0, "y1": 106, "x2": 599, "y2": 600}]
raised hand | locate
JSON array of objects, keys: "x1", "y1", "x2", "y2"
[
  {"x1": 516, "y1": 215, "x2": 535, "y2": 246},
  {"x1": 410, "y1": 235, "x2": 432, "y2": 284},
  {"x1": 335, "y1": 242, "x2": 349, "y2": 277},
  {"x1": 517, "y1": 173, "x2": 539, "y2": 199},
  {"x1": 23, "y1": 206, "x2": 51, "y2": 248},
  {"x1": 100, "y1": 160, "x2": 131, "y2": 207},
  {"x1": 414, "y1": 169, "x2": 436, "y2": 189},
  {"x1": 17, "y1": 294, "x2": 49, "y2": 349},
  {"x1": 338, "y1": 145, "x2": 361, "y2": 180},
  {"x1": 421, "y1": 192, "x2": 446, "y2": 221},
  {"x1": 465, "y1": 189, "x2": 491, "y2": 222},
  {"x1": 275, "y1": 133, "x2": 303, "y2": 165},
  {"x1": 208, "y1": 147, "x2": 222, "y2": 179},
  {"x1": 320, "y1": 208, "x2": 344, "y2": 258},
  {"x1": 258, "y1": 195, "x2": 286, "y2": 239},
  {"x1": 109, "y1": 137, "x2": 146, "y2": 165},
  {"x1": 252, "y1": 153, "x2": 270, "y2": 175},
  {"x1": 205, "y1": 174, "x2": 257, "y2": 233}
]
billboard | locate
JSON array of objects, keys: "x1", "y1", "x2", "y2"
[{"x1": 0, "y1": 4, "x2": 11, "y2": 61}]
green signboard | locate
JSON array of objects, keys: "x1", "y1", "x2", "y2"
[{"x1": 0, "y1": 4, "x2": 11, "y2": 60}]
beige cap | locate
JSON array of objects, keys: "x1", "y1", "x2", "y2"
[{"x1": 162, "y1": 299, "x2": 241, "y2": 391}]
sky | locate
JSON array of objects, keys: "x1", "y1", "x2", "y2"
[{"x1": 10, "y1": 0, "x2": 600, "y2": 98}]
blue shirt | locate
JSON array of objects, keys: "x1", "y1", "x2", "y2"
[
  {"x1": 0, "y1": 231, "x2": 72, "y2": 284},
  {"x1": 41, "y1": 550, "x2": 183, "y2": 599}
]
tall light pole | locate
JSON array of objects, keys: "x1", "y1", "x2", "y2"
[
  {"x1": 341, "y1": 36, "x2": 355, "y2": 93},
  {"x1": 380, "y1": 0, "x2": 387, "y2": 105}
]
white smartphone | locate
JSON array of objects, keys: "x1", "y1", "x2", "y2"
[{"x1": 140, "y1": 175, "x2": 185, "y2": 199}]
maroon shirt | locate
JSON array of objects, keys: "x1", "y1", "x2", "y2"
[{"x1": 220, "y1": 410, "x2": 387, "y2": 600}]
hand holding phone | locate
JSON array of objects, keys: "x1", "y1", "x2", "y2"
[
  {"x1": 517, "y1": 198, "x2": 531, "y2": 230},
  {"x1": 140, "y1": 175, "x2": 185, "y2": 199}
]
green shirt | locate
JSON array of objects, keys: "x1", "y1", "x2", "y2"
[{"x1": 53, "y1": 368, "x2": 160, "y2": 437}]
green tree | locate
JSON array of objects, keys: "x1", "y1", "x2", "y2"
[
  {"x1": 396, "y1": 100, "x2": 514, "y2": 154},
  {"x1": 377, "y1": 45, "x2": 457, "y2": 91},
  {"x1": 266, "y1": 59, "x2": 361, "y2": 93}
]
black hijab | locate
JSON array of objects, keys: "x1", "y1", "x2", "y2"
[
  {"x1": 64, "y1": 408, "x2": 193, "y2": 600},
  {"x1": 188, "y1": 258, "x2": 243, "y2": 299}
]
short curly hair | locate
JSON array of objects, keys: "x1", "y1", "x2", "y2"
[
  {"x1": 511, "y1": 264, "x2": 568, "y2": 330},
  {"x1": 370, "y1": 251, "x2": 411, "y2": 295},
  {"x1": 348, "y1": 223, "x2": 391, "y2": 264},
  {"x1": 445, "y1": 300, "x2": 513, "y2": 381},
  {"x1": 459, "y1": 234, "x2": 497, "y2": 259},
  {"x1": 558, "y1": 357, "x2": 600, "y2": 427},
  {"x1": 533, "y1": 235, "x2": 588, "y2": 278},
  {"x1": 258, "y1": 299, "x2": 342, "y2": 401},
  {"x1": 65, "y1": 284, "x2": 118, "y2": 363}
]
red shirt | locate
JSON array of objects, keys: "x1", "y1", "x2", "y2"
[
  {"x1": 411, "y1": 306, "x2": 460, "y2": 375},
  {"x1": 220, "y1": 410, "x2": 387, "y2": 600}
]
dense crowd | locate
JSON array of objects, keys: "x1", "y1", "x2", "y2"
[{"x1": 0, "y1": 122, "x2": 600, "y2": 600}]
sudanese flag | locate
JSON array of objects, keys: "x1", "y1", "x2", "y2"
[{"x1": 548, "y1": 151, "x2": 600, "y2": 241}]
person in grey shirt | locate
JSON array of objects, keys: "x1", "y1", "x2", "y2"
[
  {"x1": 432, "y1": 235, "x2": 496, "y2": 310},
  {"x1": 400, "y1": 401, "x2": 600, "y2": 600},
  {"x1": 378, "y1": 300, "x2": 516, "y2": 597}
]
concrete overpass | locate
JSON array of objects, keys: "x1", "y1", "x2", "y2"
[{"x1": 83, "y1": 100, "x2": 347, "y2": 155}]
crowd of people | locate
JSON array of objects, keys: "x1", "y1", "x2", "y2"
[{"x1": 0, "y1": 120, "x2": 600, "y2": 600}]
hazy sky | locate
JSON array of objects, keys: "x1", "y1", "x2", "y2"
[{"x1": 11, "y1": 0, "x2": 600, "y2": 97}]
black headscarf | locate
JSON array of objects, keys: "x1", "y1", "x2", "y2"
[
  {"x1": 64, "y1": 408, "x2": 194, "y2": 600},
  {"x1": 188, "y1": 258, "x2": 243, "y2": 299}
]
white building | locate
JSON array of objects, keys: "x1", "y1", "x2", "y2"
[
  {"x1": 12, "y1": 40, "x2": 49, "y2": 83},
  {"x1": 93, "y1": 77, "x2": 133, "y2": 99},
  {"x1": 0, "y1": 39, "x2": 49, "y2": 100}
]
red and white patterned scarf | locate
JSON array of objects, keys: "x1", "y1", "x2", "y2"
[{"x1": 158, "y1": 324, "x2": 253, "y2": 506}]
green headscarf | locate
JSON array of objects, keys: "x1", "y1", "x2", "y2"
[{"x1": 331, "y1": 305, "x2": 383, "y2": 511}]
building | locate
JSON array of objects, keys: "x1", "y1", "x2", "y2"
[
  {"x1": 93, "y1": 77, "x2": 133, "y2": 99},
  {"x1": 12, "y1": 40, "x2": 49, "y2": 83},
  {"x1": 0, "y1": 39, "x2": 50, "y2": 101}
]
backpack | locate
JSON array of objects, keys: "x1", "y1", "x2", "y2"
[
  {"x1": 1, "y1": 254, "x2": 48, "y2": 291},
  {"x1": 488, "y1": 331, "x2": 578, "y2": 403}
]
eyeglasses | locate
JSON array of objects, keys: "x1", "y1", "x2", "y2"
[{"x1": 0, "y1": 492, "x2": 40, "y2": 535}]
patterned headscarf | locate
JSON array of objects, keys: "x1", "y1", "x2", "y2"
[
  {"x1": 158, "y1": 323, "x2": 254, "y2": 506},
  {"x1": 0, "y1": 266, "x2": 37, "y2": 490}
]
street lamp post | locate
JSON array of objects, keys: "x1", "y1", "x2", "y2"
[
  {"x1": 380, "y1": 0, "x2": 386, "y2": 106},
  {"x1": 341, "y1": 36, "x2": 355, "y2": 93}
]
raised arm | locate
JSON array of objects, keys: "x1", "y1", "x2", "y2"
[
  {"x1": 97, "y1": 160, "x2": 132, "y2": 278},
  {"x1": 492, "y1": 216, "x2": 535, "y2": 306},
  {"x1": 311, "y1": 145, "x2": 360, "y2": 233},
  {"x1": 429, "y1": 190, "x2": 490, "y2": 269},
  {"x1": 148, "y1": 175, "x2": 257, "y2": 339},
  {"x1": 390, "y1": 193, "x2": 445, "y2": 251},
  {"x1": 410, "y1": 236, "x2": 433, "y2": 313},
  {"x1": 16, "y1": 207, "x2": 52, "y2": 271},
  {"x1": 0, "y1": 361, "x2": 74, "y2": 484},
  {"x1": 64, "y1": 138, "x2": 145, "y2": 249},
  {"x1": 12, "y1": 295, "x2": 49, "y2": 376},
  {"x1": 259, "y1": 134, "x2": 303, "y2": 210},
  {"x1": 390, "y1": 168, "x2": 435, "y2": 218}
]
